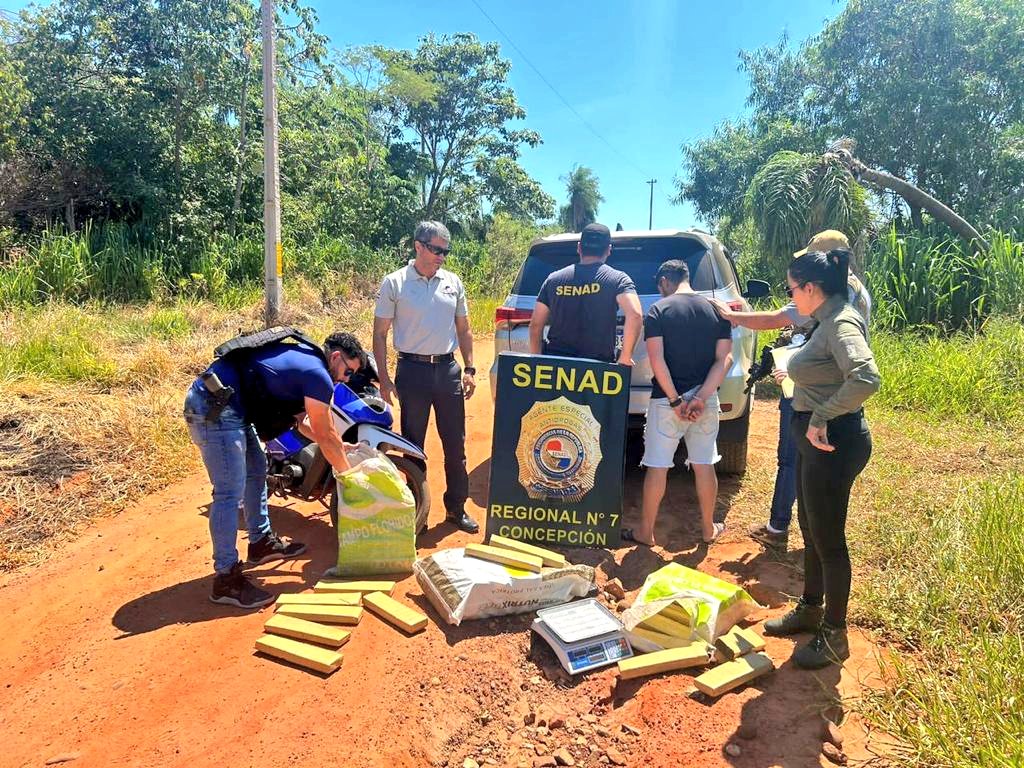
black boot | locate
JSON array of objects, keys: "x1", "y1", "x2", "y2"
[
  {"x1": 446, "y1": 509, "x2": 479, "y2": 534},
  {"x1": 763, "y1": 598, "x2": 824, "y2": 636},
  {"x1": 793, "y1": 622, "x2": 849, "y2": 669},
  {"x1": 210, "y1": 562, "x2": 274, "y2": 609}
]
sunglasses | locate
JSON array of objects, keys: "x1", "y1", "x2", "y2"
[
  {"x1": 418, "y1": 241, "x2": 451, "y2": 257},
  {"x1": 784, "y1": 282, "x2": 806, "y2": 298},
  {"x1": 341, "y1": 365, "x2": 358, "y2": 378}
]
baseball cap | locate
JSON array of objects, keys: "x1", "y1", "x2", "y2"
[
  {"x1": 579, "y1": 223, "x2": 612, "y2": 254},
  {"x1": 793, "y1": 229, "x2": 851, "y2": 258}
]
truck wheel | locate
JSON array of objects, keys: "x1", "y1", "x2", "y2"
[
  {"x1": 329, "y1": 454, "x2": 431, "y2": 535},
  {"x1": 718, "y1": 440, "x2": 748, "y2": 475}
]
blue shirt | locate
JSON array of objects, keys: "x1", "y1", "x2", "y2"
[{"x1": 193, "y1": 341, "x2": 334, "y2": 421}]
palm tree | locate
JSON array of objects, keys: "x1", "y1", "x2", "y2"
[
  {"x1": 746, "y1": 150, "x2": 871, "y2": 267},
  {"x1": 746, "y1": 140, "x2": 987, "y2": 270},
  {"x1": 559, "y1": 165, "x2": 603, "y2": 232}
]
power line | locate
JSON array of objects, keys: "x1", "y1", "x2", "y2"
[{"x1": 468, "y1": 0, "x2": 654, "y2": 181}]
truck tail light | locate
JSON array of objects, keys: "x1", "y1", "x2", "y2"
[{"x1": 495, "y1": 307, "x2": 533, "y2": 326}]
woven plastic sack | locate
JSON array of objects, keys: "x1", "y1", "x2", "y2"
[
  {"x1": 334, "y1": 444, "x2": 416, "y2": 576},
  {"x1": 622, "y1": 562, "x2": 760, "y2": 651},
  {"x1": 414, "y1": 547, "x2": 595, "y2": 625}
]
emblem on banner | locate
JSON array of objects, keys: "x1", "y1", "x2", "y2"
[{"x1": 516, "y1": 396, "x2": 602, "y2": 503}]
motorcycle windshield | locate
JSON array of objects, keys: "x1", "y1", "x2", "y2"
[{"x1": 333, "y1": 382, "x2": 393, "y2": 428}]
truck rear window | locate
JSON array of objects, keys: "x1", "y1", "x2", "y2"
[{"x1": 512, "y1": 237, "x2": 716, "y2": 296}]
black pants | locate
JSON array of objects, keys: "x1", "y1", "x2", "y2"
[
  {"x1": 793, "y1": 410, "x2": 872, "y2": 628},
  {"x1": 395, "y1": 357, "x2": 468, "y2": 514}
]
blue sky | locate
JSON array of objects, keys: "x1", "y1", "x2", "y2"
[
  {"x1": 306, "y1": 0, "x2": 843, "y2": 229},
  {"x1": 4, "y1": 0, "x2": 843, "y2": 230}
]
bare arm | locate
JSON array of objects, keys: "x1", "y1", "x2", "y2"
[
  {"x1": 617, "y1": 292, "x2": 643, "y2": 366},
  {"x1": 645, "y1": 335, "x2": 679, "y2": 403},
  {"x1": 529, "y1": 301, "x2": 550, "y2": 355},
  {"x1": 295, "y1": 413, "x2": 314, "y2": 441},
  {"x1": 372, "y1": 315, "x2": 395, "y2": 404},
  {"x1": 304, "y1": 397, "x2": 351, "y2": 473},
  {"x1": 708, "y1": 298, "x2": 793, "y2": 330},
  {"x1": 698, "y1": 338, "x2": 734, "y2": 400},
  {"x1": 454, "y1": 314, "x2": 476, "y2": 399}
]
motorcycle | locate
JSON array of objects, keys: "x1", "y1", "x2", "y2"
[{"x1": 264, "y1": 357, "x2": 430, "y2": 533}]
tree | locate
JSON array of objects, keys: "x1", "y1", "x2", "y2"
[
  {"x1": 559, "y1": 165, "x2": 603, "y2": 232},
  {"x1": 825, "y1": 141, "x2": 988, "y2": 249},
  {"x1": 2, "y1": 0, "x2": 328, "y2": 238},
  {"x1": 676, "y1": 117, "x2": 819, "y2": 237},
  {"x1": 745, "y1": 150, "x2": 870, "y2": 271},
  {"x1": 811, "y1": 0, "x2": 1024, "y2": 227},
  {"x1": 677, "y1": 0, "x2": 1024, "y2": 237},
  {"x1": 0, "y1": 17, "x2": 27, "y2": 162},
  {"x1": 476, "y1": 156, "x2": 554, "y2": 222},
  {"x1": 386, "y1": 33, "x2": 545, "y2": 222}
]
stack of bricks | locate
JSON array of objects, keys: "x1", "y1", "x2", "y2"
[
  {"x1": 254, "y1": 579, "x2": 428, "y2": 675},
  {"x1": 616, "y1": 606, "x2": 774, "y2": 697},
  {"x1": 693, "y1": 625, "x2": 773, "y2": 697}
]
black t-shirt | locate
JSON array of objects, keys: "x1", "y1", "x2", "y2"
[
  {"x1": 643, "y1": 292, "x2": 732, "y2": 398},
  {"x1": 536, "y1": 262, "x2": 636, "y2": 363}
]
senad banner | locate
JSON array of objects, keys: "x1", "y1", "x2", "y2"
[{"x1": 486, "y1": 352, "x2": 630, "y2": 549}]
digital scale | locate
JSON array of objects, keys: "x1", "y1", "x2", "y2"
[{"x1": 532, "y1": 598, "x2": 633, "y2": 675}]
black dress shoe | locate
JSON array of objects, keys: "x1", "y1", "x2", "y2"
[{"x1": 446, "y1": 510, "x2": 479, "y2": 534}]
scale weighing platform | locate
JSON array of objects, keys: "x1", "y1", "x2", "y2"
[{"x1": 532, "y1": 598, "x2": 633, "y2": 675}]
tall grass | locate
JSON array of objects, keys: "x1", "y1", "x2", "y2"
[
  {"x1": 865, "y1": 227, "x2": 1024, "y2": 332},
  {"x1": 0, "y1": 220, "x2": 540, "y2": 312}
]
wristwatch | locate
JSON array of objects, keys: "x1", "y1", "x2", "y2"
[
  {"x1": 464, "y1": 366, "x2": 477, "y2": 376},
  {"x1": 668, "y1": 395, "x2": 684, "y2": 408}
]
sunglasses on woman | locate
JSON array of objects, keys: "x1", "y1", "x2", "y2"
[
  {"x1": 418, "y1": 241, "x2": 451, "y2": 257},
  {"x1": 784, "y1": 281, "x2": 818, "y2": 297}
]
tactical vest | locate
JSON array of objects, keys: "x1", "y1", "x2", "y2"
[{"x1": 213, "y1": 326, "x2": 327, "y2": 440}]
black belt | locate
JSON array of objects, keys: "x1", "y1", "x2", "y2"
[{"x1": 398, "y1": 352, "x2": 455, "y2": 364}]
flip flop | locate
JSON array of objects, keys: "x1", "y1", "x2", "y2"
[
  {"x1": 621, "y1": 528, "x2": 654, "y2": 548},
  {"x1": 703, "y1": 522, "x2": 726, "y2": 544}
]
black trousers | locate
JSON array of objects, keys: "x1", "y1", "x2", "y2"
[
  {"x1": 395, "y1": 357, "x2": 468, "y2": 514},
  {"x1": 793, "y1": 409, "x2": 872, "y2": 628}
]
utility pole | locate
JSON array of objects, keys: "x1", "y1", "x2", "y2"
[
  {"x1": 646, "y1": 179, "x2": 657, "y2": 230},
  {"x1": 261, "y1": 0, "x2": 282, "y2": 327}
]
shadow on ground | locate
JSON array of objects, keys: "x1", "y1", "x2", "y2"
[{"x1": 111, "y1": 502, "x2": 335, "y2": 637}]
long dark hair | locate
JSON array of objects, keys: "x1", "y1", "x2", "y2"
[{"x1": 789, "y1": 249, "x2": 849, "y2": 297}]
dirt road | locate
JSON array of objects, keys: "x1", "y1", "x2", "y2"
[{"x1": 0, "y1": 340, "x2": 882, "y2": 768}]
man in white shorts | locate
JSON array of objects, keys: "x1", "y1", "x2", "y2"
[{"x1": 624, "y1": 259, "x2": 733, "y2": 547}]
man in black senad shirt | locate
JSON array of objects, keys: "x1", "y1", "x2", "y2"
[
  {"x1": 529, "y1": 223, "x2": 642, "y2": 365},
  {"x1": 625, "y1": 259, "x2": 733, "y2": 548}
]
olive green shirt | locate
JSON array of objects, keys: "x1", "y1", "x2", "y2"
[{"x1": 788, "y1": 294, "x2": 881, "y2": 428}]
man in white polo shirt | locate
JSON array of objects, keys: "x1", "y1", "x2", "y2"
[{"x1": 372, "y1": 221, "x2": 479, "y2": 534}]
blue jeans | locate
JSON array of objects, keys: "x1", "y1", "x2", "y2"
[
  {"x1": 183, "y1": 385, "x2": 271, "y2": 574},
  {"x1": 769, "y1": 396, "x2": 798, "y2": 530}
]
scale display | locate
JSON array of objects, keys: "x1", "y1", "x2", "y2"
[{"x1": 566, "y1": 637, "x2": 631, "y2": 673}]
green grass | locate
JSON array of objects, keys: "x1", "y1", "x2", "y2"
[
  {"x1": 469, "y1": 295, "x2": 503, "y2": 335},
  {"x1": 111, "y1": 306, "x2": 195, "y2": 342},
  {"x1": 0, "y1": 307, "x2": 117, "y2": 385},
  {"x1": 852, "y1": 471, "x2": 1024, "y2": 767},
  {"x1": 871, "y1": 318, "x2": 1024, "y2": 424}
]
